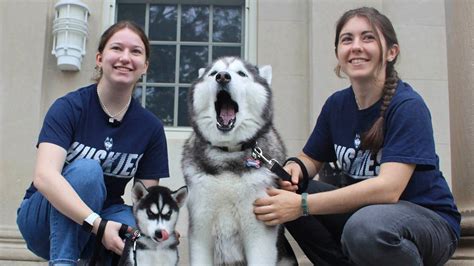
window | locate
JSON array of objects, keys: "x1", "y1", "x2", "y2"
[{"x1": 115, "y1": 0, "x2": 246, "y2": 128}]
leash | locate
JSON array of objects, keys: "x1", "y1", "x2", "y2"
[
  {"x1": 251, "y1": 144, "x2": 309, "y2": 194},
  {"x1": 130, "y1": 229, "x2": 141, "y2": 266},
  {"x1": 88, "y1": 219, "x2": 109, "y2": 266}
]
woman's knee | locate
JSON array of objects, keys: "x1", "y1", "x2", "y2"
[
  {"x1": 63, "y1": 159, "x2": 103, "y2": 183},
  {"x1": 341, "y1": 206, "x2": 393, "y2": 259},
  {"x1": 62, "y1": 159, "x2": 106, "y2": 197},
  {"x1": 341, "y1": 205, "x2": 421, "y2": 265}
]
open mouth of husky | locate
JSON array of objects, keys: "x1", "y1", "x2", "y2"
[{"x1": 214, "y1": 90, "x2": 239, "y2": 131}]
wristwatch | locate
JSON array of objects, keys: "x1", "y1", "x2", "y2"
[{"x1": 82, "y1": 212, "x2": 100, "y2": 233}]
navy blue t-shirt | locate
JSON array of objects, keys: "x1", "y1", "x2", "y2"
[
  {"x1": 25, "y1": 84, "x2": 170, "y2": 207},
  {"x1": 303, "y1": 81, "x2": 461, "y2": 237}
]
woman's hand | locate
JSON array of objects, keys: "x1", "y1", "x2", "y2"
[
  {"x1": 279, "y1": 163, "x2": 302, "y2": 192},
  {"x1": 253, "y1": 188, "x2": 302, "y2": 226},
  {"x1": 99, "y1": 220, "x2": 130, "y2": 255}
]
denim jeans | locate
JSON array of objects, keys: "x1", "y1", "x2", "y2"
[
  {"x1": 16, "y1": 159, "x2": 136, "y2": 266},
  {"x1": 285, "y1": 180, "x2": 459, "y2": 266}
]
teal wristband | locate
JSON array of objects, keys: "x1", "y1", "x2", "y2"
[{"x1": 301, "y1": 192, "x2": 309, "y2": 216}]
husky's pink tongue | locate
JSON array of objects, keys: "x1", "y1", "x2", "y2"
[
  {"x1": 161, "y1": 230, "x2": 169, "y2": 241},
  {"x1": 220, "y1": 104, "x2": 236, "y2": 125}
]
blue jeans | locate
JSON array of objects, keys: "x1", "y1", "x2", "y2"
[
  {"x1": 16, "y1": 159, "x2": 136, "y2": 266},
  {"x1": 285, "y1": 180, "x2": 459, "y2": 266}
]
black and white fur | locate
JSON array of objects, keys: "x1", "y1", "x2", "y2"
[
  {"x1": 118, "y1": 182, "x2": 187, "y2": 266},
  {"x1": 182, "y1": 57, "x2": 296, "y2": 265}
]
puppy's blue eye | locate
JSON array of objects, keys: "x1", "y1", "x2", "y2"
[
  {"x1": 237, "y1": 71, "x2": 247, "y2": 77},
  {"x1": 209, "y1": 71, "x2": 217, "y2": 76}
]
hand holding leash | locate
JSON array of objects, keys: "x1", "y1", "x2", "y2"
[
  {"x1": 282, "y1": 157, "x2": 309, "y2": 194},
  {"x1": 99, "y1": 220, "x2": 128, "y2": 256},
  {"x1": 252, "y1": 146, "x2": 309, "y2": 194}
]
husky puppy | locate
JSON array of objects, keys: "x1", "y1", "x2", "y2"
[
  {"x1": 118, "y1": 182, "x2": 188, "y2": 266},
  {"x1": 182, "y1": 57, "x2": 296, "y2": 265}
]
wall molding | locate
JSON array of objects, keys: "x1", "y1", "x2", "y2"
[
  {"x1": 461, "y1": 210, "x2": 474, "y2": 236},
  {"x1": 0, "y1": 225, "x2": 43, "y2": 261}
]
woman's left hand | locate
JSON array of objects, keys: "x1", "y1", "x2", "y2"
[{"x1": 253, "y1": 188, "x2": 302, "y2": 226}]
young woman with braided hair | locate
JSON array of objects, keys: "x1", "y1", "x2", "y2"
[{"x1": 254, "y1": 7, "x2": 460, "y2": 266}]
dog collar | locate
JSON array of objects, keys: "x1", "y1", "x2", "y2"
[
  {"x1": 215, "y1": 145, "x2": 243, "y2": 152},
  {"x1": 214, "y1": 140, "x2": 256, "y2": 152}
]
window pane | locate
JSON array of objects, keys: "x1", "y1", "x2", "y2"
[
  {"x1": 213, "y1": 6, "x2": 241, "y2": 43},
  {"x1": 179, "y1": 46, "x2": 208, "y2": 83},
  {"x1": 148, "y1": 45, "x2": 176, "y2": 83},
  {"x1": 181, "y1": 5, "x2": 209, "y2": 42},
  {"x1": 149, "y1": 5, "x2": 177, "y2": 41},
  {"x1": 117, "y1": 1, "x2": 245, "y2": 128},
  {"x1": 117, "y1": 4, "x2": 146, "y2": 30},
  {"x1": 178, "y1": 87, "x2": 190, "y2": 127},
  {"x1": 145, "y1": 86, "x2": 175, "y2": 126},
  {"x1": 212, "y1": 46, "x2": 241, "y2": 60}
]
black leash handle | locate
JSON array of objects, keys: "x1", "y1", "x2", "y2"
[
  {"x1": 282, "y1": 157, "x2": 309, "y2": 194},
  {"x1": 88, "y1": 219, "x2": 108, "y2": 266},
  {"x1": 119, "y1": 223, "x2": 129, "y2": 238},
  {"x1": 252, "y1": 147, "x2": 309, "y2": 194}
]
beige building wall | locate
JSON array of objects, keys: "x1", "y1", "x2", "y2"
[
  {"x1": 1, "y1": 0, "x2": 471, "y2": 263},
  {"x1": 257, "y1": 0, "x2": 310, "y2": 157},
  {"x1": 1, "y1": 0, "x2": 50, "y2": 260}
]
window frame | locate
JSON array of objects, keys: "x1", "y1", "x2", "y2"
[{"x1": 101, "y1": 0, "x2": 256, "y2": 138}]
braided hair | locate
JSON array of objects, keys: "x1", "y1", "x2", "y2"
[{"x1": 334, "y1": 7, "x2": 400, "y2": 152}]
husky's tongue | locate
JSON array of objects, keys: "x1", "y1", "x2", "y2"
[
  {"x1": 220, "y1": 103, "x2": 236, "y2": 125},
  {"x1": 155, "y1": 229, "x2": 169, "y2": 242},
  {"x1": 160, "y1": 230, "x2": 169, "y2": 241}
]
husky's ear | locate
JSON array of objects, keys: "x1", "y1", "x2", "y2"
[
  {"x1": 198, "y1": 68, "x2": 206, "y2": 78},
  {"x1": 258, "y1": 65, "x2": 272, "y2": 85},
  {"x1": 172, "y1": 186, "x2": 188, "y2": 208},
  {"x1": 132, "y1": 181, "x2": 148, "y2": 203}
]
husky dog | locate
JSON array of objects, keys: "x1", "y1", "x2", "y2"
[
  {"x1": 182, "y1": 57, "x2": 296, "y2": 265},
  {"x1": 118, "y1": 182, "x2": 188, "y2": 266}
]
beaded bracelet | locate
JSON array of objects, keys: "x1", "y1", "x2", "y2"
[{"x1": 301, "y1": 192, "x2": 309, "y2": 216}]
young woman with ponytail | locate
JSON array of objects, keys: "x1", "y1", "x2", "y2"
[{"x1": 254, "y1": 7, "x2": 460, "y2": 265}]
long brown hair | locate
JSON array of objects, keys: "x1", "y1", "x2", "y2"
[
  {"x1": 334, "y1": 7, "x2": 400, "y2": 152},
  {"x1": 93, "y1": 21, "x2": 150, "y2": 82}
]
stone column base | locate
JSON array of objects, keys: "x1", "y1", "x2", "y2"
[{"x1": 0, "y1": 225, "x2": 43, "y2": 262}]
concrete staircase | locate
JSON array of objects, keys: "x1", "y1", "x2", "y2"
[{"x1": 0, "y1": 236, "x2": 313, "y2": 266}]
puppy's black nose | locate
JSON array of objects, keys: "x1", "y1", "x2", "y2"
[
  {"x1": 155, "y1": 230, "x2": 162, "y2": 239},
  {"x1": 216, "y1": 71, "x2": 231, "y2": 84}
]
